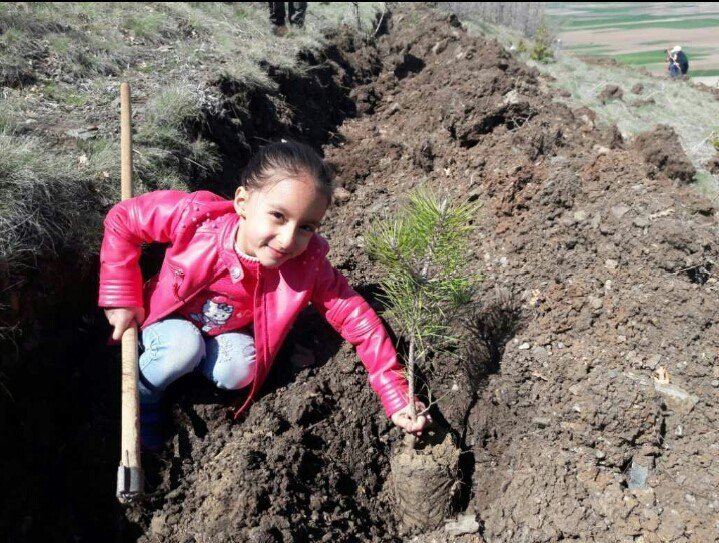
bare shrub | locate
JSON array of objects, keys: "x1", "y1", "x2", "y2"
[{"x1": 436, "y1": 2, "x2": 546, "y2": 37}]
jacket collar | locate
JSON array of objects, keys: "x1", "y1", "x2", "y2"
[{"x1": 217, "y1": 212, "x2": 247, "y2": 282}]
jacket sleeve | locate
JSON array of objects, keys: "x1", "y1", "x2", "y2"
[
  {"x1": 98, "y1": 190, "x2": 190, "y2": 308},
  {"x1": 311, "y1": 257, "x2": 410, "y2": 418}
]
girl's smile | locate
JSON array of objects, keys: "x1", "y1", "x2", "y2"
[
  {"x1": 267, "y1": 245, "x2": 288, "y2": 259},
  {"x1": 233, "y1": 172, "x2": 329, "y2": 268}
]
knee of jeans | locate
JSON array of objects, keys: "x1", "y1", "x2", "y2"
[
  {"x1": 164, "y1": 326, "x2": 205, "y2": 373},
  {"x1": 203, "y1": 332, "x2": 256, "y2": 390},
  {"x1": 212, "y1": 338, "x2": 256, "y2": 390},
  {"x1": 213, "y1": 359, "x2": 255, "y2": 390}
]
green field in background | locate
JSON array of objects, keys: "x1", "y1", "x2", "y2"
[
  {"x1": 561, "y1": 14, "x2": 719, "y2": 31},
  {"x1": 612, "y1": 48, "x2": 710, "y2": 65},
  {"x1": 640, "y1": 40, "x2": 673, "y2": 46},
  {"x1": 566, "y1": 43, "x2": 612, "y2": 55},
  {"x1": 549, "y1": 2, "x2": 719, "y2": 73},
  {"x1": 581, "y1": 18, "x2": 719, "y2": 31}
]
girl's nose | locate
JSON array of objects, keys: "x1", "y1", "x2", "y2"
[{"x1": 277, "y1": 226, "x2": 298, "y2": 251}]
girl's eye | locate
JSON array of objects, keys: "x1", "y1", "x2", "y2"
[
  {"x1": 270, "y1": 211, "x2": 284, "y2": 220},
  {"x1": 301, "y1": 225, "x2": 317, "y2": 233}
]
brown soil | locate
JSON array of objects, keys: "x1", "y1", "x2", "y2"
[
  {"x1": 633, "y1": 125, "x2": 697, "y2": 184},
  {"x1": 131, "y1": 6, "x2": 719, "y2": 542},
  {"x1": 3, "y1": 4, "x2": 719, "y2": 543},
  {"x1": 598, "y1": 84, "x2": 624, "y2": 104}
]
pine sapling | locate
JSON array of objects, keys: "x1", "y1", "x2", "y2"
[{"x1": 367, "y1": 188, "x2": 479, "y2": 426}]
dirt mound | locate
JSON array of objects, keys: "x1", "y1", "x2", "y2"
[
  {"x1": 633, "y1": 124, "x2": 697, "y2": 183},
  {"x1": 598, "y1": 84, "x2": 624, "y2": 104},
  {"x1": 128, "y1": 6, "x2": 719, "y2": 542},
  {"x1": 122, "y1": 6, "x2": 719, "y2": 542},
  {"x1": 0, "y1": 64, "x2": 36, "y2": 88}
]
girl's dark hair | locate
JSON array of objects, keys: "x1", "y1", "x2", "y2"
[{"x1": 240, "y1": 141, "x2": 334, "y2": 203}]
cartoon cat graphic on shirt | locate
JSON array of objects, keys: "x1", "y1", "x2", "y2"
[{"x1": 190, "y1": 299, "x2": 234, "y2": 333}]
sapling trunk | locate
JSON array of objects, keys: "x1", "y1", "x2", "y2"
[{"x1": 407, "y1": 337, "x2": 417, "y2": 423}]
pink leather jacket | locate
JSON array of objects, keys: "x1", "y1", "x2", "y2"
[{"x1": 98, "y1": 190, "x2": 410, "y2": 418}]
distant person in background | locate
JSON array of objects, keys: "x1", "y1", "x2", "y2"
[
  {"x1": 269, "y1": 3, "x2": 307, "y2": 36},
  {"x1": 666, "y1": 45, "x2": 689, "y2": 78},
  {"x1": 666, "y1": 48, "x2": 680, "y2": 78},
  {"x1": 672, "y1": 45, "x2": 689, "y2": 75}
]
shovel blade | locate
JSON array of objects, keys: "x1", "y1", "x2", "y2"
[{"x1": 116, "y1": 465, "x2": 143, "y2": 503}]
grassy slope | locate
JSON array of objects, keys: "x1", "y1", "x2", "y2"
[
  {"x1": 460, "y1": 14, "x2": 719, "y2": 200},
  {"x1": 533, "y1": 53, "x2": 719, "y2": 197},
  {"x1": 0, "y1": 2, "x2": 383, "y2": 336}
]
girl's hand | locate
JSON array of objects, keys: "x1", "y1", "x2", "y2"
[
  {"x1": 391, "y1": 401, "x2": 432, "y2": 435},
  {"x1": 104, "y1": 307, "x2": 145, "y2": 341}
]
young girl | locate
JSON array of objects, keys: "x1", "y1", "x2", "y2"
[{"x1": 99, "y1": 141, "x2": 428, "y2": 449}]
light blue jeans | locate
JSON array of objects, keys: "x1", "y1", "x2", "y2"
[{"x1": 138, "y1": 318, "x2": 256, "y2": 404}]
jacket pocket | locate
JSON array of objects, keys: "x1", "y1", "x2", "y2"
[{"x1": 168, "y1": 263, "x2": 186, "y2": 301}]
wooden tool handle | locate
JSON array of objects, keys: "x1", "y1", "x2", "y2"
[
  {"x1": 120, "y1": 324, "x2": 141, "y2": 470},
  {"x1": 117, "y1": 82, "x2": 142, "y2": 501},
  {"x1": 120, "y1": 82, "x2": 133, "y2": 201}
]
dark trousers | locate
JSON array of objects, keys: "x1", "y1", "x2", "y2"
[{"x1": 268, "y1": 2, "x2": 307, "y2": 27}]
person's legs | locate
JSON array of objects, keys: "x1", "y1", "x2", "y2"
[
  {"x1": 139, "y1": 318, "x2": 205, "y2": 449},
  {"x1": 268, "y1": 2, "x2": 286, "y2": 27},
  {"x1": 139, "y1": 319, "x2": 206, "y2": 400},
  {"x1": 200, "y1": 329, "x2": 256, "y2": 391},
  {"x1": 288, "y1": 2, "x2": 307, "y2": 27}
]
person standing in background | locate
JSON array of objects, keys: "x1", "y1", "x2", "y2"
[
  {"x1": 666, "y1": 48, "x2": 680, "y2": 78},
  {"x1": 671, "y1": 45, "x2": 689, "y2": 76},
  {"x1": 269, "y1": 3, "x2": 308, "y2": 36}
]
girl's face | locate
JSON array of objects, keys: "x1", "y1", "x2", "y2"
[{"x1": 234, "y1": 171, "x2": 328, "y2": 268}]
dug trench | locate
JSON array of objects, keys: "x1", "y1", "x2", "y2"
[
  {"x1": 0, "y1": 22, "x2": 385, "y2": 543},
  {"x1": 3, "y1": 4, "x2": 719, "y2": 543}
]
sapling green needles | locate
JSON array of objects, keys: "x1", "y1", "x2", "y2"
[{"x1": 367, "y1": 188, "x2": 480, "y2": 422}]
